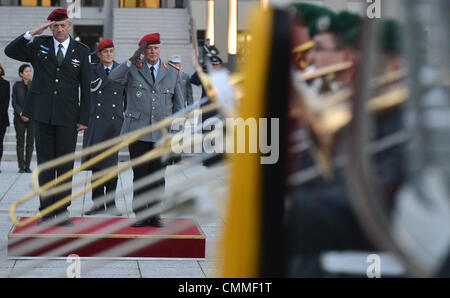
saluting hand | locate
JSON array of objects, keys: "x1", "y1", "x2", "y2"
[
  {"x1": 29, "y1": 22, "x2": 55, "y2": 37},
  {"x1": 128, "y1": 42, "x2": 147, "y2": 65},
  {"x1": 77, "y1": 124, "x2": 88, "y2": 132}
]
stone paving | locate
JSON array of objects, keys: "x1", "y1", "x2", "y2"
[{"x1": 0, "y1": 159, "x2": 228, "y2": 278}]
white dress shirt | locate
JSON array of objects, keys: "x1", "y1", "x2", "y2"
[
  {"x1": 126, "y1": 59, "x2": 161, "y2": 80},
  {"x1": 147, "y1": 60, "x2": 161, "y2": 79},
  {"x1": 23, "y1": 32, "x2": 33, "y2": 41},
  {"x1": 104, "y1": 64, "x2": 113, "y2": 72},
  {"x1": 23, "y1": 32, "x2": 71, "y2": 58},
  {"x1": 53, "y1": 37, "x2": 70, "y2": 57}
]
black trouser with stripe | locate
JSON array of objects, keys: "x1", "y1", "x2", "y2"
[
  {"x1": 34, "y1": 121, "x2": 78, "y2": 218},
  {"x1": 14, "y1": 116, "x2": 34, "y2": 169},
  {"x1": 128, "y1": 141, "x2": 165, "y2": 216},
  {"x1": 0, "y1": 125, "x2": 6, "y2": 164},
  {"x1": 91, "y1": 168, "x2": 118, "y2": 207}
]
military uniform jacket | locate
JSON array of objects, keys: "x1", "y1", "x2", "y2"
[
  {"x1": 180, "y1": 71, "x2": 193, "y2": 107},
  {"x1": 109, "y1": 60, "x2": 184, "y2": 142},
  {"x1": 82, "y1": 61, "x2": 126, "y2": 170},
  {"x1": 4, "y1": 34, "x2": 91, "y2": 127}
]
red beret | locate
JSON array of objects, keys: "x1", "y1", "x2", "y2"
[
  {"x1": 139, "y1": 33, "x2": 160, "y2": 46},
  {"x1": 97, "y1": 39, "x2": 114, "y2": 51},
  {"x1": 47, "y1": 8, "x2": 69, "y2": 22}
]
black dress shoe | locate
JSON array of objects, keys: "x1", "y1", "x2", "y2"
[
  {"x1": 24, "y1": 167, "x2": 32, "y2": 173},
  {"x1": 131, "y1": 219, "x2": 148, "y2": 227},
  {"x1": 85, "y1": 205, "x2": 105, "y2": 216},
  {"x1": 19, "y1": 168, "x2": 25, "y2": 173},
  {"x1": 105, "y1": 205, "x2": 121, "y2": 216},
  {"x1": 57, "y1": 218, "x2": 75, "y2": 227},
  {"x1": 148, "y1": 216, "x2": 165, "y2": 228},
  {"x1": 37, "y1": 216, "x2": 55, "y2": 226}
]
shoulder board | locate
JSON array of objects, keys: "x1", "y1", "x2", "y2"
[
  {"x1": 75, "y1": 40, "x2": 91, "y2": 50},
  {"x1": 167, "y1": 62, "x2": 180, "y2": 71}
]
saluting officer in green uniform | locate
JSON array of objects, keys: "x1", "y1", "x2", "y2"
[{"x1": 4, "y1": 8, "x2": 91, "y2": 227}]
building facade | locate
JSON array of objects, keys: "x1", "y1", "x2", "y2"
[{"x1": 0, "y1": 0, "x2": 401, "y2": 78}]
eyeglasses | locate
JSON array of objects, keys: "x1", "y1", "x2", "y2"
[{"x1": 311, "y1": 45, "x2": 343, "y2": 53}]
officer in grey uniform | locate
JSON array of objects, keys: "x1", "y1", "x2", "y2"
[
  {"x1": 168, "y1": 55, "x2": 193, "y2": 107},
  {"x1": 82, "y1": 39, "x2": 126, "y2": 216},
  {"x1": 109, "y1": 33, "x2": 184, "y2": 227}
]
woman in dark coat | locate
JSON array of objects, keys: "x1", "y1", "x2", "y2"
[
  {"x1": 0, "y1": 64, "x2": 10, "y2": 173},
  {"x1": 12, "y1": 64, "x2": 34, "y2": 173}
]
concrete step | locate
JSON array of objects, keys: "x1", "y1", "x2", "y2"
[
  {"x1": 2, "y1": 140, "x2": 129, "y2": 151},
  {"x1": 3, "y1": 132, "x2": 85, "y2": 143},
  {"x1": 1, "y1": 150, "x2": 130, "y2": 162},
  {"x1": 0, "y1": 6, "x2": 197, "y2": 163},
  {"x1": 0, "y1": 6, "x2": 195, "y2": 83}
]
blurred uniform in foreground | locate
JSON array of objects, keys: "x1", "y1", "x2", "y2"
[{"x1": 286, "y1": 7, "x2": 406, "y2": 277}]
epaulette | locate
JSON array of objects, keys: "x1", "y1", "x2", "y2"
[
  {"x1": 167, "y1": 62, "x2": 180, "y2": 71},
  {"x1": 75, "y1": 40, "x2": 91, "y2": 50}
]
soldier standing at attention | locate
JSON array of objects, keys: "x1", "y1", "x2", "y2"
[
  {"x1": 168, "y1": 55, "x2": 193, "y2": 107},
  {"x1": 109, "y1": 33, "x2": 184, "y2": 227},
  {"x1": 83, "y1": 39, "x2": 126, "y2": 216},
  {"x1": 4, "y1": 8, "x2": 91, "y2": 227}
]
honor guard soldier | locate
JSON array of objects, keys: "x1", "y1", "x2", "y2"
[
  {"x1": 4, "y1": 8, "x2": 91, "y2": 227},
  {"x1": 168, "y1": 55, "x2": 193, "y2": 107},
  {"x1": 305, "y1": 10, "x2": 361, "y2": 92},
  {"x1": 287, "y1": 9, "x2": 407, "y2": 277},
  {"x1": 109, "y1": 33, "x2": 184, "y2": 227},
  {"x1": 286, "y1": 8, "x2": 370, "y2": 276},
  {"x1": 82, "y1": 39, "x2": 126, "y2": 216}
]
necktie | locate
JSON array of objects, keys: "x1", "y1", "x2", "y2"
[
  {"x1": 57, "y1": 44, "x2": 64, "y2": 66},
  {"x1": 150, "y1": 66, "x2": 155, "y2": 83},
  {"x1": 105, "y1": 68, "x2": 110, "y2": 76}
]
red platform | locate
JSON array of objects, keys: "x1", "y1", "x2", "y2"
[{"x1": 8, "y1": 217, "x2": 206, "y2": 258}]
